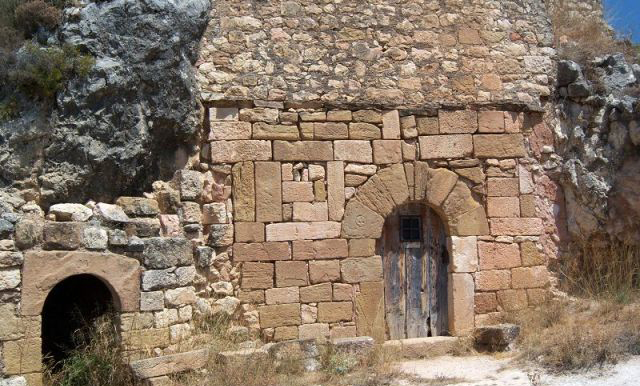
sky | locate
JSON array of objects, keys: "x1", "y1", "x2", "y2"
[{"x1": 603, "y1": 0, "x2": 640, "y2": 43}]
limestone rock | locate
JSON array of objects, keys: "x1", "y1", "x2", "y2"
[{"x1": 49, "y1": 203, "x2": 93, "y2": 222}]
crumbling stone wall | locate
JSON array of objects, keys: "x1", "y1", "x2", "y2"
[{"x1": 198, "y1": 0, "x2": 555, "y2": 110}]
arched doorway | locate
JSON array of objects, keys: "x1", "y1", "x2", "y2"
[
  {"x1": 378, "y1": 203, "x2": 449, "y2": 339},
  {"x1": 41, "y1": 274, "x2": 115, "y2": 365}
]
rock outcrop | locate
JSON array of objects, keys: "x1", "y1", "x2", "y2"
[
  {"x1": 553, "y1": 54, "x2": 640, "y2": 245},
  {"x1": 0, "y1": 0, "x2": 211, "y2": 207}
]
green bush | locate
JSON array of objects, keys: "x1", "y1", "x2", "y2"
[
  {"x1": 14, "y1": 0, "x2": 61, "y2": 37},
  {"x1": 10, "y1": 42, "x2": 95, "y2": 101}
]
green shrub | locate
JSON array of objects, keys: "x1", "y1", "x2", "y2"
[
  {"x1": 0, "y1": 98, "x2": 20, "y2": 121},
  {"x1": 10, "y1": 42, "x2": 95, "y2": 101},
  {"x1": 14, "y1": 0, "x2": 61, "y2": 37}
]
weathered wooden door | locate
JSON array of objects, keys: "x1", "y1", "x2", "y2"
[{"x1": 380, "y1": 204, "x2": 449, "y2": 339}]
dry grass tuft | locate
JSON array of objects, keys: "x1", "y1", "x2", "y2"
[{"x1": 506, "y1": 299, "x2": 640, "y2": 372}]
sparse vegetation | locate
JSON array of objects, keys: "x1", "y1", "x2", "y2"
[
  {"x1": 44, "y1": 314, "x2": 136, "y2": 386},
  {"x1": 14, "y1": 0, "x2": 61, "y2": 37}
]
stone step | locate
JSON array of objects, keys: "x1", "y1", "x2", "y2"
[
  {"x1": 129, "y1": 348, "x2": 209, "y2": 380},
  {"x1": 382, "y1": 336, "x2": 462, "y2": 359}
]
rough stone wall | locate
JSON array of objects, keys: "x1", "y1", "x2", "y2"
[
  {"x1": 197, "y1": 0, "x2": 554, "y2": 110},
  {"x1": 546, "y1": 0, "x2": 604, "y2": 20}
]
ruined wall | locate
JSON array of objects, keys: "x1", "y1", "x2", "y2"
[{"x1": 197, "y1": 0, "x2": 554, "y2": 110}]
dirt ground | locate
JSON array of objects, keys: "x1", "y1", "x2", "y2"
[{"x1": 395, "y1": 355, "x2": 640, "y2": 386}]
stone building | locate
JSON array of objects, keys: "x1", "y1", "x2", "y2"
[{"x1": 0, "y1": 0, "x2": 583, "y2": 384}]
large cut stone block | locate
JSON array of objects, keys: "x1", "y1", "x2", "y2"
[
  {"x1": 3, "y1": 338, "x2": 42, "y2": 374},
  {"x1": 475, "y1": 270, "x2": 511, "y2": 291},
  {"x1": 142, "y1": 237, "x2": 193, "y2": 269},
  {"x1": 129, "y1": 349, "x2": 209, "y2": 379},
  {"x1": 487, "y1": 197, "x2": 520, "y2": 218},
  {"x1": 373, "y1": 140, "x2": 402, "y2": 164},
  {"x1": 355, "y1": 281, "x2": 385, "y2": 342},
  {"x1": 293, "y1": 202, "x2": 328, "y2": 222},
  {"x1": 241, "y1": 262, "x2": 274, "y2": 289},
  {"x1": 349, "y1": 122, "x2": 381, "y2": 139},
  {"x1": 318, "y1": 302, "x2": 353, "y2": 323},
  {"x1": 300, "y1": 283, "x2": 332, "y2": 303},
  {"x1": 419, "y1": 135, "x2": 473, "y2": 159},
  {"x1": 259, "y1": 304, "x2": 301, "y2": 328},
  {"x1": 233, "y1": 242, "x2": 291, "y2": 262},
  {"x1": 334, "y1": 140, "x2": 373, "y2": 163},
  {"x1": 309, "y1": 260, "x2": 341, "y2": 283},
  {"x1": 449, "y1": 206, "x2": 490, "y2": 236},
  {"x1": 208, "y1": 121, "x2": 252, "y2": 140},
  {"x1": 273, "y1": 141, "x2": 333, "y2": 161},
  {"x1": 341, "y1": 256, "x2": 383, "y2": 283},
  {"x1": 382, "y1": 110, "x2": 401, "y2": 139},
  {"x1": 490, "y1": 218, "x2": 544, "y2": 236},
  {"x1": 276, "y1": 261, "x2": 309, "y2": 287},
  {"x1": 252, "y1": 123, "x2": 300, "y2": 140},
  {"x1": 426, "y1": 168, "x2": 459, "y2": 207},
  {"x1": 327, "y1": 161, "x2": 345, "y2": 221},
  {"x1": 255, "y1": 162, "x2": 282, "y2": 222},
  {"x1": 473, "y1": 134, "x2": 525, "y2": 158},
  {"x1": 356, "y1": 175, "x2": 395, "y2": 217},
  {"x1": 266, "y1": 222, "x2": 341, "y2": 241},
  {"x1": 232, "y1": 162, "x2": 255, "y2": 222},
  {"x1": 43, "y1": 222, "x2": 84, "y2": 250},
  {"x1": 448, "y1": 236, "x2": 478, "y2": 273},
  {"x1": 266, "y1": 287, "x2": 300, "y2": 305},
  {"x1": 447, "y1": 273, "x2": 474, "y2": 336},
  {"x1": 348, "y1": 239, "x2": 376, "y2": 257},
  {"x1": 377, "y1": 164, "x2": 410, "y2": 206},
  {"x1": 478, "y1": 111, "x2": 505, "y2": 133},
  {"x1": 341, "y1": 200, "x2": 384, "y2": 239},
  {"x1": 478, "y1": 242, "x2": 521, "y2": 270},
  {"x1": 314, "y1": 122, "x2": 349, "y2": 139},
  {"x1": 282, "y1": 182, "x2": 314, "y2": 202},
  {"x1": 234, "y1": 222, "x2": 265, "y2": 243},
  {"x1": 292, "y1": 239, "x2": 348, "y2": 260},
  {"x1": 511, "y1": 266, "x2": 549, "y2": 289},
  {"x1": 442, "y1": 181, "x2": 481, "y2": 220},
  {"x1": 439, "y1": 110, "x2": 478, "y2": 134},
  {"x1": 210, "y1": 140, "x2": 272, "y2": 163}
]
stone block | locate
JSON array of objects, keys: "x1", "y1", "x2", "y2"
[
  {"x1": 129, "y1": 349, "x2": 209, "y2": 379},
  {"x1": 475, "y1": 270, "x2": 511, "y2": 291},
  {"x1": 299, "y1": 323, "x2": 330, "y2": 341},
  {"x1": 276, "y1": 261, "x2": 309, "y2": 287},
  {"x1": 426, "y1": 168, "x2": 459, "y2": 207},
  {"x1": 474, "y1": 292, "x2": 498, "y2": 314},
  {"x1": 0, "y1": 269, "x2": 20, "y2": 291},
  {"x1": 450, "y1": 206, "x2": 491, "y2": 237},
  {"x1": 314, "y1": 180, "x2": 326, "y2": 201},
  {"x1": 448, "y1": 236, "x2": 478, "y2": 273},
  {"x1": 259, "y1": 304, "x2": 301, "y2": 328},
  {"x1": 519, "y1": 195, "x2": 536, "y2": 217},
  {"x1": 140, "y1": 291, "x2": 165, "y2": 311},
  {"x1": 299, "y1": 283, "x2": 332, "y2": 303},
  {"x1": 327, "y1": 161, "x2": 345, "y2": 221},
  {"x1": 256, "y1": 162, "x2": 283, "y2": 222},
  {"x1": 282, "y1": 182, "x2": 314, "y2": 202},
  {"x1": 266, "y1": 222, "x2": 341, "y2": 241},
  {"x1": 497, "y1": 289, "x2": 528, "y2": 311},
  {"x1": 478, "y1": 111, "x2": 505, "y2": 133},
  {"x1": 309, "y1": 260, "x2": 341, "y2": 283},
  {"x1": 527, "y1": 288, "x2": 548, "y2": 305},
  {"x1": 308, "y1": 165, "x2": 325, "y2": 181},
  {"x1": 511, "y1": 266, "x2": 549, "y2": 289},
  {"x1": 95, "y1": 202, "x2": 129, "y2": 223},
  {"x1": 3, "y1": 338, "x2": 42, "y2": 374},
  {"x1": 165, "y1": 287, "x2": 196, "y2": 306},
  {"x1": 447, "y1": 273, "x2": 474, "y2": 336},
  {"x1": 142, "y1": 237, "x2": 193, "y2": 269},
  {"x1": 318, "y1": 302, "x2": 352, "y2": 323},
  {"x1": 238, "y1": 289, "x2": 265, "y2": 304},
  {"x1": 334, "y1": 140, "x2": 373, "y2": 163},
  {"x1": 208, "y1": 224, "x2": 234, "y2": 247},
  {"x1": 377, "y1": 163, "x2": 410, "y2": 206},
  {"x1": 341, "y1": 200, "x2": 384, "y2": 239},
  {"x1": 292, "y1": 239, "x2": 348, "y2": 260},
  {"x1": 142, "y1": 269, "x2": 178, "y2": 291},
  {"x1": 252, "y1": 122, "x2": 300, "y2": 140},
  {"x1": 487, "y1": 197, "x2": 520, "y2": 218},
  {"x1": 327, "y1": 110, "x2": 352, "y2": 122},
  {"x1": 330, "y1": 326, "x2": 358, "y2": 340},
  {"x1": 402, "y1": 140, "x2": 417, "y2": 161},
  {"x1": 208, "y1": 121, "x2": 252, "y2": 140},
  {"x1": 487, "y1": 178, "x2": 519, "y2": 197},
  {"x1": 416, "y1": 116, "x2": 439, "y2": 135},
  {"x1": 49, "y1": 203, "x2": 93, "y2": 221},
  {"x1": 115, "y1": 197, "x2": 159, "y2": 217},
  {"x1": 478, "y1": 242, "x2": 521, "y2": 270},
  {"x1": 504, "y1": 112, "x2": 523, "y2": 133},
  {"x1": 355, "y1": 174, "x2": 395, "y2": 217},
  {"x1": 83, "y1": 226, "x2": 108, "y2": 250},
  {"x1": 314, "y1": 122, "x2": 348, "y2": 139},
  {"x1": 122, "y1": 328, "x2": 170, "y2": 351},
  {"x1": 439, "y1": 110, "x2": 478, "y2": 134},
  {"x1": 14, "y1": 218, "x2": 43, "y2": 250},
  {"x1": 300, "y1": 111, "x2": 326, "y2": 121},
  {"x1": 239, "y1": 107, "x2": 279, "y2": 123},
  {"x1": 234, "y1": 222, "x2": 265, "y2": 243},
  {"x1": 349, "y1": 123, "x2": 381, "y2": 139},
  {"x1": 490, "y1": 218, "x2": 544, "y2": 236},
  {"x1": 353, "y1": 110, "x2": 383, "y2": 123},
  {"x1": 372, "y1": 140, "x2": 402, "y2": 164},
  {"x1": 341, "y1": 256, "x2": 383, "y2": 283},
  {"x1": 348, "y1": 239, "x2": 376, "y2": 257},
  {"x1": 274, "y1": 326, "x2": 299, "y2": 341},
  {"x1": 293, "y1": 202, "x2": 328, "y2": 222},
  {"x1": 301, "y1": 304, "x2": 318, "y2": 324},
  {"x1": 266, "y1": 287, "x2": 300, "y2": 305},
  {"x1": 43, "y1": 222, "x2": 84, "y2": 250},
  {"x1": 234, "y1": 242, "x2": 291, "y2": 262},
  {"x1": 520, "y1": 241, "x2": 544, "y2": 266},
  {"x1": 473, "y1": 134, "x2": 525, "y2": 158},
  {"x1": 273, "y1": 141, "x2": 333, "y2": 161},
  {"x1": 241, "y1": 262, "x2": 274, "y2": 289},
  {"x1": 178, "y1": 202, "x2": 201, "y2": 224},
  {"x1": 355, "y1": 281, "x2": 385, "y2": 342},
  {"x1": 210, "y1": 140, "x2": 271, "y2": 163},
  {"x1": 419, "y1": 135, "x2": 473, "y2": 159},
  {"x1": 442, "y1": 181, "x2": 481, "y2": 221},
  {"x1": 382, "y1": 110, "x2": 401, "y2": 139},
  {"x1": 232, "y1": 162, "x2": 255, "y2": 222},
  {"x1": 202, "y1": 203, "x2": 227, "y2": 224}
]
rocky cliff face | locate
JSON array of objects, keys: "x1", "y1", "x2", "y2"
[
  {"x1": 0, "y1": 0, "x2": 211, "y2": 207},
  {"x1": 553, "y1": 54, "x2": 640, "y2": 245}
]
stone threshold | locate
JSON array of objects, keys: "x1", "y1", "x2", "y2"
[{"x1": 382, "y1": 336, "x2": 464, "y2": 359}]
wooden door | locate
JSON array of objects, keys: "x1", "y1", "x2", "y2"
[{"x1": 380, "y1": 204, "x2": 449, "y2": 339}]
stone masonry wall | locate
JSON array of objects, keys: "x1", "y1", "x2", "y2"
[
  {"x1": 197, "y1": 0, "x2": 555, "y2": 110},
  {"x1": 201, "y1": 102, "x2": 552, "y2": 343}
]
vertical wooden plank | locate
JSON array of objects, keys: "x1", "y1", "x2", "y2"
[
  {"x1": 426, "y1": 207, "x2": 449, "y2": 336},
  {"x1": 406, "y1": 244, "x2": 427, "y2": 338},
  {"x1": 383, "y1": 213, "x2": 405, "y2": 340}
]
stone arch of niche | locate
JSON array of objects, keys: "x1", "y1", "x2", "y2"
[
  {"x1": 21, "y1": 251, "x2": 141, "y2": 317},
  {"x1": 340, "y1": 163, "x2": 490, "y2": 336}
]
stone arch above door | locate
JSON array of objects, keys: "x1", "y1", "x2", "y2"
[
  {"x1": 21, "y1": 251, "x2": 141, "y2": 316},
  {"x1": 341, "y1": 163, "x2": 488, "y2": 336},
  {"x1": 341, "y1": 163, "x2": 490, "y2": 240}
]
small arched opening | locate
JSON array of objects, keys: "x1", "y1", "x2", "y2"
[
  {"x1": 41, "y1": 274, "x2": 116, "y2": 366},
  {"x1": 378, "y1": 202, "x2": 449, "y2": 339}
]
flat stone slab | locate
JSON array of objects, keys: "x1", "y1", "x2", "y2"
[
  {"x1": 130, "y1": 349, "x2": 209, "y2": 379},
  {"x1": 383, "y1": 337, "x2": 460, "y2": 359},
  {"x1": 474, "y1": 324, "x2": 520, "y2": 352},
  {"x1": 331, "y1": 336, "x2": 375, "y2": 356}
]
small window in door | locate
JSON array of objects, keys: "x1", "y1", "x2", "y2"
[{"x1": 400, "y1": 216, "x2": 421, "y2": 241}]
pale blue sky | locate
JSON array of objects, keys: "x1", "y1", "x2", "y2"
[{"x1": 603, "y1": 0, "x2": 640, "y2": 43}]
